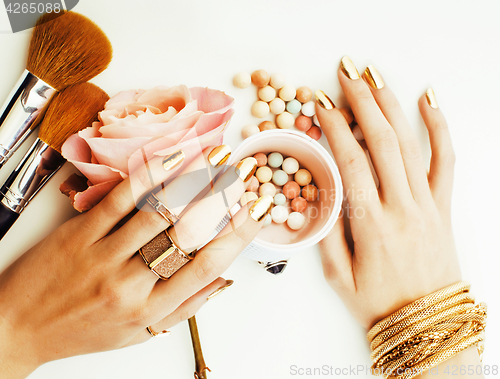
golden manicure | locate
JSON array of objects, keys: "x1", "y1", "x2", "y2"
[
  {"x1": 364, "y1": 65, "x2": 385, "y2": 89},
  {"x1": 235, "y1": 157, "x2": 257, "y2": 182},
  {"x1": 208, "y1": 145, "x2": 231, "y2": 168},
  {"x1": 207, "y1": 280, "x2": 234, "y2": 300},
  {"x1": 162, "y1": 150, "x2": 185, "y2": 171},
  {"x1": 426, "y1": 87, "x2": 439, "y2": 109},
  {"x1": 315, "y1": 90, "x2": 335, "y2": 110},
  {"x1": 340, "y1": 56, "x2": 360, "y2": 80},
  {"x1": 249, "y1": 195, "x2": 274, "y2": 222}
]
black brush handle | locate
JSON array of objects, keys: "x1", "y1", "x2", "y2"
[{"x1": 0, "y1": 202, "x2": 19, "y2": 240}]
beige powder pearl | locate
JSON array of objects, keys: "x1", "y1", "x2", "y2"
[
  {"x1": 258, "y1": 86, "x2": 276, "y2": 102},
  {"x1": 279, "y1": 85, "x2": 296, "y2": 102},
  {"x1": 251, "y1": 101, "x2": 270, "y2": 118},
  {"x1": 269, "y1": 98, "x2": 286, "y2": 115},
  {"x1": 276, "y1": 112, "x2": 295, "y2": 129}
]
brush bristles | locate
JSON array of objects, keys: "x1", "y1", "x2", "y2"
[
  {"x1": 38, "y1": 83, "x2": 109, "y2": 153},
  {"x1": 27, "y1": 11, "x2": 112, "y2": 91}
]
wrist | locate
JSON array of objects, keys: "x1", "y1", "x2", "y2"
[{"x1": 0, "y1": 313, "x2": 40, "y2": 379}]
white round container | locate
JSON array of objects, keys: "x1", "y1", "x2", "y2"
[{"x1": 229, "y1": 130, "x2": 343, "y2": 262}]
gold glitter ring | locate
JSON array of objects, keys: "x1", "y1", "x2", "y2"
[
  {"x1": 146, "y1": 326, "x2": 171, "y2": 338},
  {"x1": 146, "y1": 193, "x2": 179, "y2": 225},
  {"x1": 139, "y1": 227, "x2": 196, "y2": 280}
]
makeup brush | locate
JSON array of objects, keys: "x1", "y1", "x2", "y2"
[
  {"x1": 0, "y1": 11, "x2": 112, "y2": 168},
  {"x1": 0, "y1": 83, "x2": 109, "y2": 239}
]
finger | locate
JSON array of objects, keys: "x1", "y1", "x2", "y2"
[
  {"x1": 314, "y1": 93, "x2": 379, "y2": 209},
  {"x1": 84, "y1": 147, "x2": 189, "y2": 241},
  {"x1": 122, "y1": 277, "x2": 229, "y2": 347},
  {"x1": 418, "y1": 89, "x2": 455, "y2": 210},
  {"x1": 107, "y1": 157, "x2": 257, "y2": 257},
  {"x1": 319, "y1": 210, "x2": 354, "y2": 292},
  {"x1": 363, "y1": 65, "x2": 433, "y2": 206},
  {"x1": 338, "y1": 56, "x2": 412, "y2": 204},
  {"x1": 147, "y1": 196, "x2": 273, "y2": 315}
]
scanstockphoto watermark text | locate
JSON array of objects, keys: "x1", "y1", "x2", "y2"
[{"x1": 290, "y1": 364, "x2": 499, "y2": 376}]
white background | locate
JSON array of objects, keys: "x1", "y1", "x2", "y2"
[{"x1": 0, "y1": 0, "x2": 499, "y2": 378}]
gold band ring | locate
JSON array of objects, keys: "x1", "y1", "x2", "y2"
[
  {"x1": 146, "y1": 326, "x2": 171, "y2": 338},
  {"x1": 146, "y1": 192, "x2": 179, "y2": 225}
]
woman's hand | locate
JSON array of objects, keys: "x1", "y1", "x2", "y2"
[
  {"x1": 0, "y1": 146, "x2": 270, "y2": 379},
  {"x1": 316, "y1": 57, "x2": 462, "y2": 330}
]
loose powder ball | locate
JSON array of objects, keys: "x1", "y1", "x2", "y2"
[
  {"x1": 256, "y1": 166, "x2": 273, "y2": 183},
  {"x1": 251, "y1": 101, "x2": 270, "y2": 118},
  {"x1": 276, "y1": 112, "x2": 295, "y2": 129},
  {"x1": 259, "y1": 182, "x2": 277, "y2": 197},
  {"x1": 283, "y1": 181, "x2": 301, "y2": 199},
  {"x1": 253, "y1": 152, "x2": 267, "y2": 167},
  {"x1": 274, "y1": 193, "x2": 286, "y2": 206},
  {"x1": 301, "y1": 101, "x2": 316, "y2": 117},
  {"x1": 286, "y1": 99, "x2": 302, "y2": 114},
  {"x1": 291, "y1": 196, "x2": 308, "y2": 212},
  {"x1": 247, "y1": 176, "x2": 260, "y2": 192},
  {"x1": 295, "y1": 169, "x2": 312, "y2": 186},
  {"x1": 270, "y1": 73, "x2": 286, "y2": 89},
  {"x1": 233, "y1": 72, "x2": 251, "y2": 88},
  {"x1": 282, "y1": 157, "x2": 299, "y2": 175},
  {"x1": 306, "y1": 126, "x2": 322, "y2": 141},
  {"x1": 259, "y1": 120, "x2": 277, "y2": 131},
  {"x1": 271, "y1": 205, "x2": 289, "y2": 224},
  {"x1": 267, "y1": 152, "x2": 284, "y2": 168},
  {"x1": 302, "y1": 184, "x2": 318, "y2": 201},
  {"x1": 279, "y1": 85, "x2": 296, "y2": 102},
  {"x1": 287, "y1": 212, "x2": 306, "y2": 230},
  {"x1": 258, "y1": 85, "x2": 276, "y2": 102},
  {"x1": 251, "y1": 69, "x2": 270, "y2": 87},
  {"x1": 269, "y1": 98, "x2": 286, "y2": 115},
  {"x1": 295, "y1": 115, "x2": 313, "y2": 132},
  {"x1": 263, "y1": 214, "x2": 272, "y2": 227},
  {"x1": 313, "y1": 114, "x2": 320, "y2": 126},
  {"x1": 240, "y1": 191, "x2": 258, "y2": 206},
  {"x1": 272, "y1": 169, "x2": 288, "y2": 186},
  {"x1": 296, "y1": 86, "x2": 313, "y2": 103},
  {"x1": 242, "y1": 124, "x2": 260, "y2": 139}
]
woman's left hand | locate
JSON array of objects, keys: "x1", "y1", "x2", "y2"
[{"x1": 0, "y1": 146, "x2": 270, "y2": 379}]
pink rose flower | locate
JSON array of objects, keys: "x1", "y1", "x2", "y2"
[{"x1": 60, "y1": 85, "x2": 234, "y2": 211}]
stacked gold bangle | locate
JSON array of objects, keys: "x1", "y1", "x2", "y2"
[{"x1": 367, "y1": 282, "x2": 487, "y2": 379}]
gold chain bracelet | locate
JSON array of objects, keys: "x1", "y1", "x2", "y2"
[{"x1": 367, "y1": 282, "x2": 487, "y2": 379}]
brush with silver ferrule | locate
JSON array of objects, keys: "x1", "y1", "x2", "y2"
[
  {"x1": 0, "y1": 83, "x2": 109, "y2": 240},
  {"x1": 0, "y1": 11, "x2": 112, "y2": 168}
]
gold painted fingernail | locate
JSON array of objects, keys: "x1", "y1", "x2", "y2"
[
  {"x1": 340, "y1": 56, "x2": 360, "y2": 80},
  {"x1": 426, "y1": 88, "x2": 438, "y2": 109},
  {"x1": 236, "y1": 157, "x2": 257, "y2": 182},
  {"x1": 240, "y1": 191, "x2": 258, "y2": 206},
  {"x1": 162, "y1": 150, "x2": 185, "y2": 171},
  {"x1": 207, "y1": 280, "x2": 234, "y2": 300},
  {"x1": 208, "y1": 145, "x2": 231, "y2": 168},
  {"x1": 249, "y1": 195, "x2": 274, "y2": 222},
  {"x1": 315, "y1": 90, "x2": 335, "y2": 110},
  {"x1": 364, "y1": 65, "x2": 385, "y2": 89}
]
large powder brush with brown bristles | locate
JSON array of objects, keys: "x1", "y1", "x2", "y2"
[
  {"x1": 0, "y1": 83, "x2": 109, "y2": 239},
  {"x1": 27, "y1": 11, "x2": 113, "y2": 91},
  {"x1": 0, "y1": 11, "x2": 112, "y2": 169}
]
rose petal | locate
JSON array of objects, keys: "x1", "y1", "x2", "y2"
[
  {"x1": 189, "y1": 87, "x2": 234, "y2": 114},
  {"x1": 136, "y1": 85, "x2": 192, "y2": 113},
  {"x1": 70, "y1": 180, "x2": 122, "y2": 212}
]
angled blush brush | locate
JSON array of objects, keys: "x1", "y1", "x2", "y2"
[
  {"x1": 0, "y1": 11, "x2": 112, "y2": 168},
  {"x1": 0, "y1": 83, "x2": 109, "y2": 239}
]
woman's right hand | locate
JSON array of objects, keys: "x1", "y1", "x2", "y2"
[
  {"x1": 0, "y1": 146, "x2": 271, "y2": 379},
  {"x1": 315, "y1": 57, "x2": 462, "y2": 330}
]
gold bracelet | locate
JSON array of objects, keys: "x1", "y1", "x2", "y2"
[{"x1": 367, "y1": 282, "x2": 487, "y2": 379}]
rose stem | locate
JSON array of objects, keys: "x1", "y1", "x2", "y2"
[{"x1": 188, "y1": 315, "x2": 211, "y2": 379}]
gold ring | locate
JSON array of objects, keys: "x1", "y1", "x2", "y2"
[
  {"x1": 139, "y1": 227, "x2": 196, "y2": 280},
  {"x1": 146, "y1": 326, "x2": 171, "y2": 338},
  {"x1": 146, "y1": 192, "x2": 179, "y2": 225}
]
